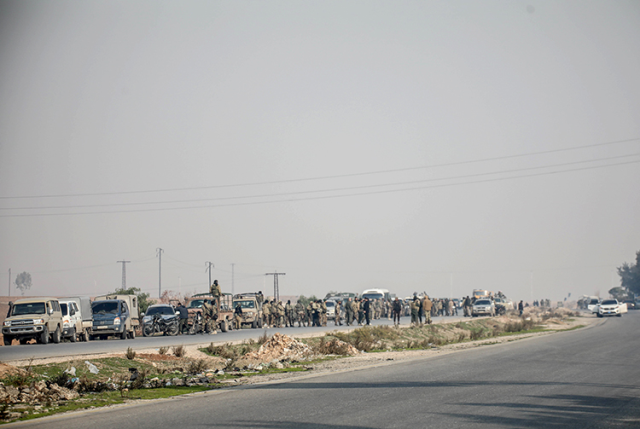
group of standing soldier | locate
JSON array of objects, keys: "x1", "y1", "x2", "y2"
[{"x1": 409, "y1": 295, "x2": 433, "y2": 326}]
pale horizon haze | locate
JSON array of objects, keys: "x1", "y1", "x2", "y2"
[{"x1": 1, "y1": 1, "x2": 639, "y2": 303}]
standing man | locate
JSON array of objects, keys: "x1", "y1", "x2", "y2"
[
  {"x1": 177, "y1": 302, "x2": 189, "y2": 334},
  {"x1": 320, "y1": 300, "x2": 328, "y2": 327},
  {"x1": 262, "y1": 300, "x2": 271, "y2": 328},
  {"x1": 233, "y1": 302, "x2": 243, "y2": 330},
  {"x1": 392, "y1": 297, "x2": 402, "y2": 326},
  {"x1": 334, "y1": 300, "x2": 343, "y2": 326},
  {"x1": 410, "y1": 297, "x2": 420, "y2": 326},
  {"x1": 345, "y1": 298, "x2": 353, "y2": 326},
  {"x1": 363, "y1": 297, "x2": 372, "y2": 326},
  {"x1": 285, "y1": 300, "x2": 294, "y2": 327},
  {"x1": 295, "y1": 300, "x2": 306, "y2": 327},
  {"x1": 422, "y1": 295, "x2": 432, "y2": 325},
  {"x1": 518, "y1": 300, "x2": 524, "y2": 316}
]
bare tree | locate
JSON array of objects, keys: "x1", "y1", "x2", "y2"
[{"x1": 14, "y1": 271, "x2": 32, "y2": 296}]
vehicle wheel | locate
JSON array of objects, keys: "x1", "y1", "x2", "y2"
[
  {"x1": 258, "y1": 318, "x2": 263, "y2": 328},
  {"x1": 143, "y1": 325, "x2": 153, "y2": 337},
  {"x1": 70, "y1": 328, "x2": 77, "y2": 342},
  {"x1": 220, "y1": 319, "x2": 228, "y2": 332},
  {"x1": 3, "y1": 337, "x2": 12, "y2": 346},
  {"x1": 120, "y1": 329, "x2": 127, "y2": 340},
  {"x1": 40, "y1": 326, "x2": 49, "y2": 344},
  {"x1": 52, "y1": 327, "x2": 61, "y2": 344},
  {"x1": 168, "y1": 323, "x2": 179, "y2": 336},
  {"x1": 617, "y1": 313, "x2": 622, "y2": 317},
  {"x1": 597, "y1": 313, "x2": 602, "y2": 318},
  {"x1": 129, "y1": 328, "x2": 136, "y2": 339},
  {"x1": 251, "y1": 319, "x2": 257, "y2": 329},
  {"x1": 84, "y1": 331, "x2": 91, "y2": 342}
]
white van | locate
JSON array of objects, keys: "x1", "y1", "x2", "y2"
[{"x1": 361, "y1": 289, "x2": 390, "y2": 301}]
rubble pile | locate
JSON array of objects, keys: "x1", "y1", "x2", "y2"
[
  {"x1": 243, "y1": 333, "x2": 315, "y2": 363},
  {"x1": 0, "y1": 381, "x2": 78, "y2": 405}
]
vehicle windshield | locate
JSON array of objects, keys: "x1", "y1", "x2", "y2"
[
  {"x1": 188, "y1": 299, "x2": 204, "y2": 308},
  {"x1": 589, "y1": 299, "x2": 599, "y2": 304},
  {"x1": 475, "y1": 300, "x2": 491, "y2": 305},
  {"x1": 362, "y1": 293, "x2": 383, "y2": 300},
  {"x1": 326, "y1": 301, "x2": 335, "y2": 307},
  {"x1": 60, "y1": 303, "x2": 69, "y2": 316},
  {"x1": 146, "y1": 306, "x2": 175, "y2": 316},
  {"x1": 601, "y1": 300, "x2": 617, "y2": 305},
  {"x1": 12, "y1": 302, "x2": 46, "y2": 316},
  {"x1": 233, "y1": 300, "x2": 255, "y2": 309},
  {"x1": 92, "y1": 301, "x2": 118, "y2": 314}
]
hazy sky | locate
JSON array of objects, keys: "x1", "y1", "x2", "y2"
[{"x1": 1, "y1": 0, "x2": 639, "y2": 302}]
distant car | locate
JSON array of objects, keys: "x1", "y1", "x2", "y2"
[
  {"x1": 142, "y1": 304, "x2": 178, "y2": 326},
  {"x1": 494, "y1": 297, "x2": 514, "y2": 310},
  {"x1": 595, "y1": 299, "x2": 626, "y2": 318},
  {"x1": 325, "y1": 300, "x2": 336, "y2": 320},
  {"x1": 623, "y1": 300, "x2": 636, "y2": 310},
  {"x1": 472, "y1": 299, "x2": 495, "y2": 317}
]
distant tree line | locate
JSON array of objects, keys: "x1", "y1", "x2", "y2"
[{"x1": 615, "y1": 250, "x2": 640, "y2": 299}]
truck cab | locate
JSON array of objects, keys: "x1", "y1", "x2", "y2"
[{"x1": 2, "y1": 297, "x2": 64, "y2": 345}]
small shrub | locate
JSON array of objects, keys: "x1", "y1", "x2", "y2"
[
  {"x1": 457, "y1": 332, "x2": 467, "y2": 342},
  {"x1": 313, "y1": 338, "x2": 353, "y2": 355},
  {"x1": 173, "y1": 345, "x2": 186, "y2": 357},
  {"x1": 125, "y1": 347, "x2": 136, "y2": 360},
  {"x1": 257, "y1": 330, "x2": 270, "y2": 345},
  {"x1": 130, "y1": 368, "x2": 148, "y2": 390},
  {"x1": 159, "y1": 346, "x2": 169, "y2": 355},
  {"x1": 186, "y1": 358, "x2": 208, "y2": 375},
  {"x1": 469, "y1": 329, "x2": 483, "y2": 340},
  {"x1": 50, "y1": 370, "x2": 70, "y2": 387}
]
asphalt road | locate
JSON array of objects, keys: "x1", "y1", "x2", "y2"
[
  {"x1": 10, "y1": 312, "x2": 640, "y2": 428},
  {"x1": 0, "y1": 315, "x2": 465, "y2": 362}
]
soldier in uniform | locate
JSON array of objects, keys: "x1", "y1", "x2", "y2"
[
  {"x1": 311, "y1": 300, "x2": 320, "y2": 326},
  {"x1": 345, "y1": 298, "x2": 353, "y2": 326},
  {"x1": 233, "y1": 302, "x2": 243, "y2": 330},
  {"x1": 256, "y1": 291, "x2": 264, "y2": 307},
  {"x1": 210, "y1": 280, "x2": 221, "y2": 298},
  {"x1": 276, "y1": 301, "x2": 285, "y2": 328},
  {"x1": 262, "y1": 300, "x2": 271, "y2": 328},
  {"x1": 320, "y1": 300, "x2": 327, "y2": 326},
  {"x1": 410, "y1": 297, "x2": 420, "y2": 326},
  {"x1": 295, "y1": 300, "x2": 306, "y2": 327},
  {"x1": 334, "y1": 300, "x2": 343, "y2": 326},
  {"x1": 422, "y1": 295, "x2": 432, "y2": 325},
  {"x1": 285, "y1": 300, "x2": 294, "y2": 327}
]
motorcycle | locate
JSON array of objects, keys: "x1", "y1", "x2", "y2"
[
  {"x1": 142, "y1": 313, "x2": 179, "y2": 336},
  {"x1": 188, "y1": 312, "x2": 205, "y2": 335}
]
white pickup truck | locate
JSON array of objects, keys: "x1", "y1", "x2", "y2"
[{"x1": 593, "y1": 299, "x2": 628, "y2": 318}]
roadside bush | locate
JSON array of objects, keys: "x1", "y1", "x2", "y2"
[
  {"x1": 469, "y1": 329, "x2": 483, "y2": 341},
  {"x1": 186, "y1": 359, "x2": 208, "y2": 375},
  {"x1": 130, "y1": 368, "x2": 148, "y2": 390},
  {"x1": 125, "y1": 347, "x2": 136, "y2": 360},
  {"x1": 173, "y1": 345, "x2": 186, "y2": 357},
  {"x1": 257, "y1": 330, "x2": 270, "y2": 345},
  {"x1": 159, "y1": 346, "x2": 169, "y2": 355}
]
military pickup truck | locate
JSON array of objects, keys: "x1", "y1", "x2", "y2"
[
  {"x1": 2, "y1": 297, "x2": 64, "y2": 345},
  {"x1": 232, "y1": 293, "x2": 263, "y2": 329},
  {"x1": 185, "y1": 292, "x2": 234, "y2": 332},
  {"x1": 91, "y1": 294, "x2": 139, "y2": 340}
]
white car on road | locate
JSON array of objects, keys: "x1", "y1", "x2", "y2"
[{"x1": 594, "y1": 299, "x2": 627, "y2": 318}]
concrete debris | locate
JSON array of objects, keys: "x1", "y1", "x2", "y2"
[
  {"x1": 243, "y1": 333, "x2": 315, "y2": 363},
  {"x1": 0, "y1": 381, "x2": 79, "y2": 407}
]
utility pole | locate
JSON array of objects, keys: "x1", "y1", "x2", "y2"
[
  {"x1": 8, "y1": 268, "x2": 11, "y2": 296},
  {"x1": 231, "y1": 263, "x2": 235, "y2": 296},
  {"x1": 205, "y1": 262, "x2": 214, "y2": 289},
  {"x1": 156, "y1": 248, "x2": 164, "y2": 299},
  {"x1": 117, "y1": 260, "x2": 130, "y2": 290},
  {"x1": 265, "y1": 271, "x2": 285, "y2": 302}
]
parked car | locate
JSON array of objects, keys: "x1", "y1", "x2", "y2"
[
  {"x1": 623, "y1": 300, "x2": 636, "y2": 310},
  {"x1": 325, "y1": 300, "x2": 337, "y2": 320},
  {"x1": 59, "y1": 300, "x2": 81, "y2": 342},
  {"x1": 472, "y1": 299, "x2": 496, "y2": 317},
  {"x1": 65, "y1": 296, "x2": 93, "y2": 341},
  {"x1": 2, "y1": 297, "x2": 64, "y2": 345},
  {"x1": 142, "y1": 304, "x2": 179, "y2": 336},
  {"x1": 595, "y1": 299, "x2": 626, "y2": 317}
]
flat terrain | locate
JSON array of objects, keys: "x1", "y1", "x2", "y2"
[{"x1": 9, "y1": 311, "x2": 640, "y2": 428}]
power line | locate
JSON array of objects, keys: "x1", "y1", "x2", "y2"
[
  {"x1": 2, "y1": 153, "x2": 638, "y2": 212},
  {"x1": 1, "y1": 157, "x2": 638, "y2": 218},
  {"x1": 1, "y1": 137, "x2": 638, "y2": 200}
]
